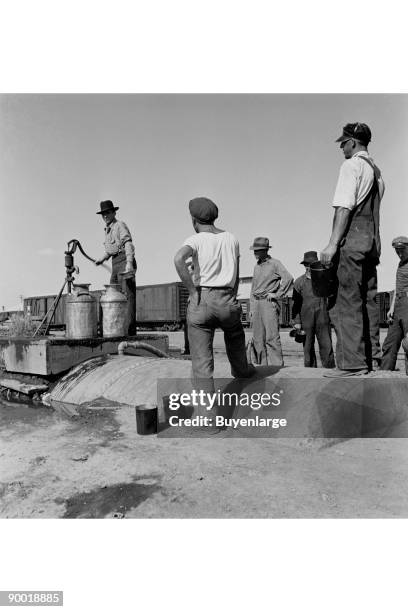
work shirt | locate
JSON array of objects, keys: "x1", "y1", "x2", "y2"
[
  {"x1": 103, "y1": 218, "x2": 135, "y2": 261},
  {"x1": 396, "y1": 258, "x2": 408, "y2": 294},
  {"x1": 332, "y1": 151, "x2": 385, "y2": 211},
  {"x1": 251, "y1": 256, "x2": 293, "y2": 300},
  {"x1": 183, "y1": 231, "x2": 239, "y2": 288}
]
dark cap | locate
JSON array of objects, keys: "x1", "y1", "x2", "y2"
[
  {"x1": 250, "y1": 237, "x2": 271, "y2": 251},
  {"x1": 335, "y1": 122, "x2": 372, "y2": 146},
  {"x1": 189, "y1": 197, "x2": 219, "y2": 224},
  {"x1": 97, "y1": 200, "x2": 119, "y2": 215},
  {"x1": 392, "y1": 236, "x2": 408, "y2": 247},
  {"x1": 300, "y1": 250, "x2": 319, "y2": 265}
]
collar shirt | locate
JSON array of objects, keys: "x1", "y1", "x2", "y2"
[
  {"x1": 332, "y1": 151, "x2": 385, "y2": 211},
  {"x1": 251, "y1": 256, "x2": 293, "y2": 299},
  {"x1": 104, "y1": 218, "x2": 135, "y2": 259}
]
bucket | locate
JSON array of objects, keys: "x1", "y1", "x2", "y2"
[
  {"x1": 310, "y1": 261, "x2": 337, "y2": 298},
  {"x1": 135, "y1": 403, "x2": 158, "y2": 435}
]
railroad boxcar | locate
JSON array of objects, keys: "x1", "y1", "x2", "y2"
[
  {"x1": 24, "y1": 287, "x2": 392, "y2": 330},
  {"x1": 135, "y1": 282, "x2": 189, "y2": 330}
]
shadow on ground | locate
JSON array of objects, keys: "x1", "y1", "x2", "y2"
[{"x1": 57, "y1": 477, "x2": 161, "y2": 518}]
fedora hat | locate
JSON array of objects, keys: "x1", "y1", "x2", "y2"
[
  {"x1": 300, "y1": 250, "x2": 319, "y2": 265},
  {"x1": 96, "y1": 200, "x2": 119, "y2": 215},
  {"x1": 250, "y1": 237, "x2": 271, "y2": 251}
]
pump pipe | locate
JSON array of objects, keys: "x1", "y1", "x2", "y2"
[{"x1": 117, "y1": 341, "x2": 169, "y2": 359}]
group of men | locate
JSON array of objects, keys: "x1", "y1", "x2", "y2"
[
  {"x1": 174, "y1": 121, "x2": 407, "y2": 383},
  {"x1": 94, "y1": 120, "x2": 408, "y2": 384}
]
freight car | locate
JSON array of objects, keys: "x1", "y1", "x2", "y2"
[
  {"x1": 24, "y1": 287, "x2": 392, "y2": 330},
  {"x1": 23, "y1": 282, "x2": 189, "y2": 331},
  {"x1": 135, "y1": 282, "x2": 189, "y2": 330}
]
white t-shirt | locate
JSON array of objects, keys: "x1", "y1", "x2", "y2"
[
  {"x1": 183, "y1": 231, "x2": 239, "y2": 288},
  {"x1": 332, "y1": 151, "x2": 385, "y2": 211}
]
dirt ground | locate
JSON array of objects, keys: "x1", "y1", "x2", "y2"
[{"x1": 1, "y1": 330, "x2": 407, "y2": 518}]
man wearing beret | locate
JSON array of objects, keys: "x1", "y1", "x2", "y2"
[
  {"x1": 291, "y1": 251, "x2": 335, "y2": 368},
  {"x1": 320, "y1": 123, "x2": 385, "y2": 377},
  {"x1": 95, "y1": 200, "x2": 137, "y2": 335},
  {"x1": 174, "y1": 197, "x2": 255, "y2": 387},
  {"x1": 380, "y1": 237, "x2": 408, "y2": 373},
  {"x1": 249, "y1": 237, "x2": 293, "y2": 366}
]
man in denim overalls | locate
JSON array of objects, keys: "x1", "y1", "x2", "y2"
[{"x1": 320, "y1": 123, "x2": 385, "y2": 377}]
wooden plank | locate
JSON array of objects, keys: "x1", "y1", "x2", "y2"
[{"x1": 0, "y1": 378, "x2": 49, "y2": 395}]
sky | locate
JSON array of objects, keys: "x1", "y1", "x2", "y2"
[{"x1": 1, "y1": 93, "x2": 407, "y2": 309}]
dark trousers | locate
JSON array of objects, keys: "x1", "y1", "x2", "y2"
[
  {"x1": 330, "y1": 248, "x2": 380, "y2": 370},
  {"x1": 301, "y1": 303, "x2": 335, "y2": 368},
  {"x1": 111, "y1": 252, "x2": 136, "y2": 336},
  {"x1": 381, "y1": 297, "x2": 408, "y2": 372},
  {"x1": 187, "y1": 288, "x2": 253, "y2": 381}
]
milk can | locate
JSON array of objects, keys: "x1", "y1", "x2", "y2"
[
  {"x1": 66, "y1": 284, "x2": 97, "y2": 339},
  {"x1": 100, "y1": 284, "x2": 128, "y2": 337}
]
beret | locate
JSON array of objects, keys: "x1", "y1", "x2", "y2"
[{"x1": 189, "y1": 197, "x2": 218, "y2": 224}]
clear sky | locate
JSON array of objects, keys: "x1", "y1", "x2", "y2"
[{"x1": 1, "y1": 94, "x2": 407, "y2": 309}]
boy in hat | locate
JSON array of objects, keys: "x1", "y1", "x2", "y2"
[
  {"x1": 95, "y1": 200, "x2": 137, "y2": 335},
  {"x1": 381, "y1": 236, "x2": 408, "y2": 373},
  {"x1": 291, "y1": 251, "x2": 335, "y2": 368},
  {"x1": 249, "y1": 237, "x2": 293, "y2": 366},
  {"x1": 174, "y1": 197, "x2": 255, "y2": 386},
  {"x1": 320, "y1": 122, "x2": 385, "y2": 377}
]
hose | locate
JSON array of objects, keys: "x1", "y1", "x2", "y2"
[{"x1": 118, "y1": 341, "x2": 169, "y2": 358}]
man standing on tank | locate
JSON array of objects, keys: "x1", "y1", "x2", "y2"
[
  {"x1": 95, "y1": 200, "x2": 137, "y2": 335},
  {"x1": 320, "y1": 123, "x2": 385, "y2": 377},
  {"x1": 174, "y1": 197, "x2": 255, "y2": 385}
]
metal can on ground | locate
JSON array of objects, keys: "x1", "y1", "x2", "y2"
[{"x1": 135, "y1": 403, "x2": 158, "y2": 435}]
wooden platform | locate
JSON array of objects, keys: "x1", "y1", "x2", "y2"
[{"x1": 0, "y1": 334, "x2": 169, "y2": 376}]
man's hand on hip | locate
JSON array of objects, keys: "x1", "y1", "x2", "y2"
[
  {"x1": 386, "y1": 309, "x2": 394, "y2": 324},
  {"x1": 188, "y1": 289, "x2": 200, "y2": 307}
]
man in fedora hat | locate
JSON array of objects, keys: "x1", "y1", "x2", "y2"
[
  {"x1": 380, "y1": 236, "x2": 408, "y2": 373},
  {"x1": 95, "y1": 200, "x2": 137, "y2": 335},
  {"x1": 249, "y1": 237, "x2": 293, "y2": 366},
  {"x1": 291, "y1": 251, "x2": 335, "y2": 368},
  {"x1": 320, "y1": 122, "x2": 385, "y2": 377}
]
